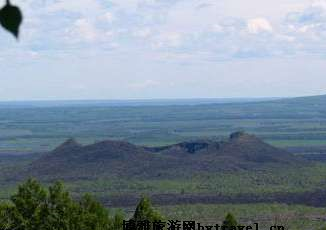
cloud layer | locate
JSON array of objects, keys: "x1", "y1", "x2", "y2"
[
  {"x1": 0, "y1": 0, "x2": 326, "y2": 100},
  {"x1": 4, "y1": 0, "x2": 326, "y2": 60}
]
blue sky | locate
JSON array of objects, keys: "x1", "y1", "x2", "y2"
[{"x1": 1, "y1": 0, "x2": 326, "y2": 100}]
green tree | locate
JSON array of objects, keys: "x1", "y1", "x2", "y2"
[
  {"x1": 112, "y1": 211, "x2": 124, "y2": 230},
  {"x1": 0, "y1": 179, "x2": 124, "y2": 230},
  {"x1": 43, "y1": 181, "x2": 78, "y2": 230},
  {"x1": 79, "y1": 193, "x2": 114, "y2": 230},
  {"x1": 222, "y1": 213, "x2": 238, "y2": 228},
  {"x1": 10, "y1": 178, "x2": 48, "y2": 230},
  {"x1": 0, "y1": 202, "x2": 15, "y2": 230},
  {"x1": 131, "y1": 196, "x2": 164, "y2": 228}
]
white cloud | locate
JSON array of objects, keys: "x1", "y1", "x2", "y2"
[
  {"x1": 2, "y1": 2, "x2": 326, "y2": 62},
  {"x1": 153, "y1": 31, "x2": 183, "y2": 48},
  {"x1": 275, "y1": 34, "x2": 295, "y2": 42},
  {"x1": 46, "y1": 0, "x2": 103, "y2": 17},
  {"x1": 2, "y1": 0, "x2": 326, "y2": 100},
  {"x1": 71, "y1": 19, "x2": 99, "y2": 42},
  {"x1": 282, "y1": 0, "x2": 326, "y2": 53},
  {"x1": 211, "y1": 24, "x2": 224, "y2": 33},
  {"x1": 312, "y1": 0, "x2": 326, "y2": 9},
  {"x1": 133, "y1": 28, "x2": 152, "y2": 38},
  {"x1": 103, "y1": 12, "x2": 114, "y2": 23},
  {"x1": 247, "y1": 18, "x2": 273, "y2": 34}
]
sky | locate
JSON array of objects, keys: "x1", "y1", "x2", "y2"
[{"x1": 1, "y1": 0, "x2": 326, "y2": 100}]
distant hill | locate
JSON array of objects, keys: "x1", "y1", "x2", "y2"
[
  {"x1": 17, "y1": 132, "x2": 306, "y2": 181},
  {"x1": 0, "y1": 98, "x2": 279, "y2": 108},
  {"x1": 274, "y1": 94, "x2": 326, "y2": 106}
]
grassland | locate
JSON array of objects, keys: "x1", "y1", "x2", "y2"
[
  {"x1": 0, "y1": 96, "x2": 326, "y2": 152},
  {"x1": 157, "y1": 203, "x2": 326, "y2": 230}
]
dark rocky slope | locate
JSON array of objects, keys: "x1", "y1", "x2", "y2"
[{"x1": 18, "y1": 132, "x2": 306, "y2": 181}]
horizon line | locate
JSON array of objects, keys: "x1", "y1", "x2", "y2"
[{"x1": 0, "y1": 93, "x2": 323, "y2": 105}]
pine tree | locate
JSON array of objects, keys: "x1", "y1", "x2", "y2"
[
  {"x1": 112, "y1": 211, "x2": 124, "y2": 230},
  {"x1": 131, "y1": 196, "x2": 164, "y2": 228},
  {"x1": 79, "y1": 193, "x2": 113, "y2": 230},
  {"x1": 43, "y1": 181, "x2": 76, "y2": 230},
  {"x1": 0, "y1": 202, "x2": 15, "y2": 230},
  {"x1": 10, "y1": 178, "x2": 48, "y2": 230},
  {"x1": 222, "y1": 213, "x2": 238, "y2": 229}
]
